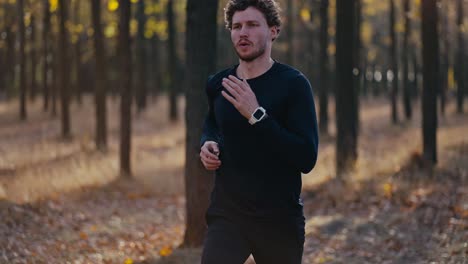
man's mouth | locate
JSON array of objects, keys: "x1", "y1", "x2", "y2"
[{"x1": 238, "y1": 41, "x2": 251, "y2": 48}]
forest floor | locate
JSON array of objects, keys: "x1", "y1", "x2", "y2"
[{"x1": 0, "y1": 95, "x2": 467, "y2": 264}]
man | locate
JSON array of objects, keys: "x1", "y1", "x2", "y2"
[{"x1": 199, "y1": 0, "x2": 318, "y2": 263}]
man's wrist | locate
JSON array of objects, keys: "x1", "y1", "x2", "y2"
[{"x1": 249, "y1": 107, "x2": 267, "y2": 125}]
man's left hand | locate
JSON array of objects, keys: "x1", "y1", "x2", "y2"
[{"x1": 221, "y1": 75, "x2": 259, "y2": 120}]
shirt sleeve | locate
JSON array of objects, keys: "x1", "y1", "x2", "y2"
[
  {"x1": 252, "y1": 75, "x2": 319, "y2": 173},
  {"x1": 200, "y1": 76, "x2": 221, "y2": 148}
]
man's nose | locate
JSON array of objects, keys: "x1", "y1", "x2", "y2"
[{"x1": 239, "y1": 25, "x2": 248, "y2": 36}]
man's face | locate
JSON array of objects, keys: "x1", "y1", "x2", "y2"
[{"x1": 231, "y1": 7, "x2": 278, "y2": 62}]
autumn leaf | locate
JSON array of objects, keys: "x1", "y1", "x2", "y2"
[
  {"x1": 159, "y1": 246, "x2": 173, "y2": 257},
  {"x1": 124, "y1": 258, "x2": 133, "y2": 264},
  {"x1": 383, "y1": 182, "x2": 393, "y2": 199}
]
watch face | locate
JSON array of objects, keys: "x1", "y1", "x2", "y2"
[{"x1": 253, "y1": 109, "x2": 264, "y2": 119}]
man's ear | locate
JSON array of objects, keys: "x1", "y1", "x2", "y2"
[{"x1": 270, "y1": 26, "x2": 280, "y2": 41}]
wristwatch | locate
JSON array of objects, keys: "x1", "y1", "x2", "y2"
[{"x1": 248, "y1": 107, "x2": 268, "y2": 125}]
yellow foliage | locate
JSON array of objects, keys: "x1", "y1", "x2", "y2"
[
  {"x1": 383, "y1": 182, "x2": 393, "y2": 199},
  {"x1": 144, "y1": 29, "x2": 154, "y2": 39},
  {"x1": 49, "y1": 0, "x2": 58, "y2": 12},
  {"x1": 361, "y1": 22, "x2": 372, "y2": 45},
  {"x1": 130, "y1": 19, "x2": 138, "y2": 36},
  {"x1": 448, "y1": 67, "x2": 455, "y2": 90},
  {"x1": 124, "y1": 258, "x2": 133, "y2": 264},
  {"x1": 131, "y1": 0, "x2": 138, "y2": 3},
  {"x1": 145, "y1": 5, "x2": 154, "y2": 15},
  {"x1": 395, "y1": 22, "x2": 404, "y2": 33},
  {"x1": 159, "y1": 246, "x2": 173, "y2": 257},
  {"x1": 327, "y1": 26, "x2": 335, "y2": 37},
  {"x1": 105, "y1": 22, "x2": 117, "y2": 39},
  {"x1": 300, "y1": 8, "x2": 311, "y2": 22},
  {"x1": 108, "y1": 0, "x2": 119, "y2": 12},
  {"x1": 8, "y1": 0, "x2": 15, "y2": 4},
  {"x1": 327, "y1": 43, "x2": 336, "y2": 56},
  {"x1": 75, "y1": 24, "x2": 84, "y2": 34},
  {"x1": 87, "y1": 28, "x2": 94, "y2": 37}
]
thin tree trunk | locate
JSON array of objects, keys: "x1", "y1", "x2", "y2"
[
  {"x1": 353, "y1": 0, "x2": 361, "y2": 132},
  {"x1": 18, "y1": 0, "x2": 27, "y2": 120},
  {"x1": 119, "y1": 0, "x2": 132, "y2": 177},
  {"x1": 74, "y1": 0, "x2": 83, "y2": 105},
  {"x1": 402, "y1": 0, "x2": 412, "y2": 119},
  {"x1": 390, "y1": 0, "x2": 398, "y2": 124},
  {"x1": 421, "y1": 0, "x2": 438, "y2": 164},
  {"x1": 151, "y1": 34, "x2": 161, "y2": 97},
  {"x1": 91, "y1": 0, "x2": 108, "y2": 151},
  {"x1": 336, "y1": 0, "x2": 358, "y2": 174},
  {"x1": 168, "y1": 0, "x2": 178, "y2": 121},
  {"x1": 136, "y1": 0, "x2": 147, "y2": 112},
  {"x1": 439, "y1": 1, "x2": 449, "y2": 116},
  {"x1": 43, "y1": 0, "x2": 50, "y2": 111},
  {"x1": 58, "y1": 0, "x2": 71, "y2": 138},
  {"x1": 183, "y1": 0, "x2": 218, "y2": 247},
  {"x1": 319, "y1": 0, "x2": 329, "y2": 135},
  {"x1": 30, "y1": 14, "x2": 37, "y2": 101},
  {"x1": 456, "y1": 0, "x2": 465, "y2": 113}
]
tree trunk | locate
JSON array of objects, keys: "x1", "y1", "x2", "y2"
[
  {"x1": 353, "y1": 0, "x2": 361, "y2": 131},
  {"x1": 389, "y1": 0, "x2": 398, "y2": 124},
  {"x1": 18, "y1": 0, "x2": 27, "y2": 120},
  {"x1": 456, "y1": 0, "x2": 465, "y2": 113},
  {"x1": 74, "y1": 0, "x2": 83, "y2": 105},
  {"x1": 59, "y1": 0, "x2": 71, "y2": 138},
  {"x1": 91, "y1": 0, "x2": 108, "y2": 151},
  {"x1": 136, "y1": 0, "x2": 147, "y2": 112},
  {"x1": 168, "y1": 0, "x2": 179, "y2": 121},
  {"x1": 151, "y1": 34, "x2": 161, "y2": 97},
  {"x1": 336, "y1": 0, "x2": 358, "y2": 174},
  {"x1": 319, "y1": 0, "x2": 329, "y2": 135},
  {"x1": 421, "y1": 0, "x2": 438, "y2": 164},
  {"x1": 43, "y1": 0, "x2": 50, "y2": 111},
  {"x1": 30, "y1": 14, "x2": 37, "y2": 101},
  {"x1": 183, "y1": 0, "x2": 218, "y2": 247},
  {"x1": 119, "y1": 0, "x2": 132, "y2": 177},
  {"x1": 402, "y1": 0, "x2": 412, "y2": 119}
]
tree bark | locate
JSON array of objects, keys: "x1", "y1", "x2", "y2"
[
  {"x1": 336, "y1": 0, "x2": 358, "y2": 174},
  {"x1": 168, "y1": 0, "x2": 179, "y2": 121},
  {"x1": 74, "y1": 0, "x2": 83, "y2": 105},
  {"x1": 183, "y1": 0, "x2": 218, "y2": 247},
  {"x1": 421, "y1": 0, "x2": 438, "y2": 164},
  {"x1": 389, "y1": 0, "x2": 398, "y2": 124},
  {"x1": 136, "y1": 0, "x2": 147, "y2": 112},
  {"x1": 59, "y1": 0, "x2": 71, "y2": 138},
  {"x1": 18, "y1": 0, "x2": 27, "y2": 120},
  {"x1": 456, "y1": 0, "x2": 465, "y2": 113},
  {"x1": 42, "y1": 0, "x2": 50, "y2": 111},
  {"x1": 91, "y1": 0, "x2": 108, "y2": 151},
  {"x1": 319, "y1": 0, "x2": 329, "y2": 135},
  {"x1": 119, "y1": 0, "x2": 132, "y2": 177},
  {"x1": 402, "y1": 0, "x2": 412, "y2": 119},
  {"x1": 30, "y1": 14, "x2": 37, "y2": 101}
]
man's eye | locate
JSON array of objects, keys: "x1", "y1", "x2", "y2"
[{"x1": 232, "y1": 25, "x2": 240, "y2": 29}]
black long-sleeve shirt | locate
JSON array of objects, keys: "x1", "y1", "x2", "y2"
[{"x1": 200, "y1": 61, "x2": 319, "y2": 221}]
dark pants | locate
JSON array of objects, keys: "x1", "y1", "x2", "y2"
[{"x1": 201, "y1": 215, "x2": 305, "y2": 264}]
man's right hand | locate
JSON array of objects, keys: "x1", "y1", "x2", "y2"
[{"x1": 200, "y1": 141, "x2": 221, "y2": 171}]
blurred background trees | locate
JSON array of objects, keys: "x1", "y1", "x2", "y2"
[{"x1": 0, "y1": 0, "x2": 466, "y2": 248}]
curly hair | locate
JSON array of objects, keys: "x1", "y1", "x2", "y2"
[{"x1": 224, "y1": 0, "x2": 282, "y2": 31}]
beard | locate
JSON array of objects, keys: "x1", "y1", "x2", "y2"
[{"x1": 234, "y1": 41, "x2": 267, "y2": 62}]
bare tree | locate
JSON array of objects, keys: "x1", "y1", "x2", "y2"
[
  {"x1": 58, "y1": 0, "x2": 71, "y2": 138},
  {"x1": 91, "y1": 0, "x2": 108, "y2": 151},
  {"x1": 136, "y1": 0, "x2": 147, "y2": 112},
  {"x1": 402, "y1": 0, "x2": 412, "y2": 119},
  {"x1": 389, "y1": 0, "x2": 398, "y2": 124},
  {"x1": 42, "y1": 0, "x2": 50, "y2": 111},
  {"x1": 18, "y1": 0, "x2": 27, "y2": 120},
  {"x1": 456, "y1": 0, "x2": 465, "y2": 113},
  {"x1": 119, "y1": 0, "x2": 132, "y2": 176},
  {"x1": 336, "y1": 0, "x2": 358, "y2": 174},
  {"x1": 319, "y1": 0, "x2": 329, "y2": 135},
  {"x1": 421, "y1": 0, "x2": 439, "y2": 164},
  {"x1": 29, "y1": 13, "x2": 37, "y2": 101},
  {"x1": 167, "y1": 0, "x2": 179, "y2": 121},
  {"x1": 183, "y1": 0, "x2": 218, "y2": 247}
]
